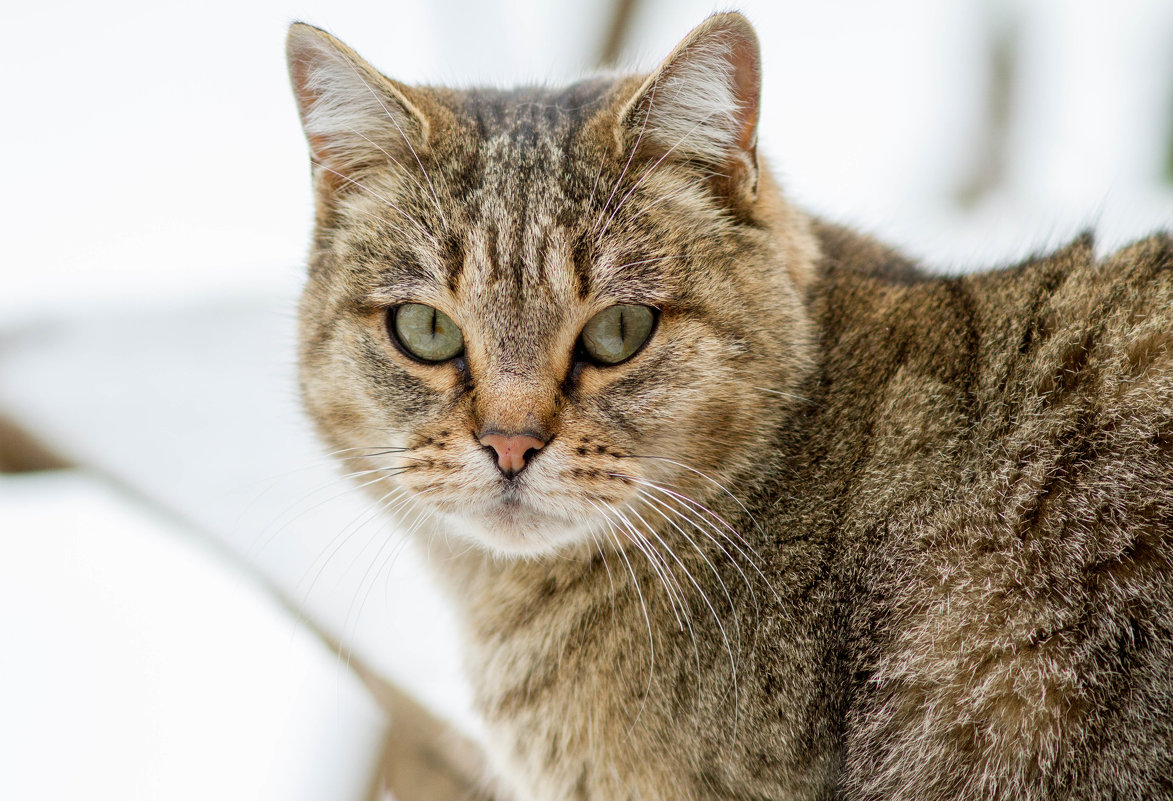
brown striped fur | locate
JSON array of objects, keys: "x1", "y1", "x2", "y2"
[{"x1": 287, "y1": 14, "x2": 1173, "y2": 801}]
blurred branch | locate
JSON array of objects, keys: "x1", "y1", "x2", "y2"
[
  {"x1": 0, "y1": 414, "x2": 70, "y2": 472},
  {"x1": 955, "y1": 15, "x2": 1019, "y2": 208},
  {"x1": 1164, "y1": 79, "x2": 1173, "y2": 185},
  {"x1": 597, "y1": 0, "x2": 642, "y2": 69},
  {"x1": 359, "y1": 664, "x2": 496, "y2": 801}
]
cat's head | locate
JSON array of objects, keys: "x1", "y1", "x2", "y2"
[{"x1": 287, "y1": 13, "x2": 817, "y2": 557}]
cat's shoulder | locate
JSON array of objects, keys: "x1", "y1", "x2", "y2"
[
  {"x1": 842, "y1": 230, "x2": 1173, "y2": 799},
  {"x1": 972, "y1": 230, "x2": 1173, "y2": 402},
  {"x1": 809, "y1": 218, "x2": 926, "y2": 285},
  {"x1": 977, "y1": 228, "x2": 1173, "y2": 316}
]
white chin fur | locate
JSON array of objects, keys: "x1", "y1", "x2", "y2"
[{"x1": 445, "y1": 507, "x2": 590, "y2": 558}]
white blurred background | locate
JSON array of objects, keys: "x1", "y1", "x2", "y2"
[{"x1": 2, "y1": 1, "x2": 1172, "y2": 798}]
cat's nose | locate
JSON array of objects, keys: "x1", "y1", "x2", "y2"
[{"x1": 478, "y1": 431, "x2": 547, "y2": 478}]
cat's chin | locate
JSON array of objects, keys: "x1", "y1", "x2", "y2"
[{"x1": 448, "y1": 502, "x2": 591, "y2": 558}]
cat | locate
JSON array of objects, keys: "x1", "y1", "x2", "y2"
[{"x1": 286, "y1": 12, "x2": 1173, "y2": 801}]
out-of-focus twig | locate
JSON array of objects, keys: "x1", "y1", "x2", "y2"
[
  {"x1": 955, "y1": 15, "x2": 1019, "y2": 208},
  {"x1": 597, "y1": 0, "x2": 643, "y2": 69},
  {"x1": 0, "y1": 414, "x2": 70, "y2": 473}
]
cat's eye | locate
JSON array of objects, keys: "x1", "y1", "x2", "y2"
[
  {"x1": 390, "y1": 303, "x2": 464, "y2": 363},
  {"x1": 579, "y1": 305, "x2": 656, "y2": 365}
]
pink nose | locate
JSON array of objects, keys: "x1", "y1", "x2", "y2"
[{"x1": 478, "y1": 432, "x2": 547, "y2": 478}]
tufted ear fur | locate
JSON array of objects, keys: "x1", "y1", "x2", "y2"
[
  {"x1": 286, "y1": 23, "x2": 429, "y2": 190},
  {"x1": 618, "y1": 13, "x2": 762, "y2": 208}
]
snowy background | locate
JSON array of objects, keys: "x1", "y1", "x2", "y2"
[{"x1": 3, "y1": 1, "x2": 1173, "y2": 798}]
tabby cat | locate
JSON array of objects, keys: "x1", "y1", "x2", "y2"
[{"x1": 286, "y1": 13, "x2": 1173, "y2": 800}]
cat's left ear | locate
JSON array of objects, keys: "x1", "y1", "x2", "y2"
[
  {"x1": 618, "y1": 13, "x2": 761, "y2": 208},
  {"x1": 286, "y1": 23, "x2": 430, "y2": 191}
]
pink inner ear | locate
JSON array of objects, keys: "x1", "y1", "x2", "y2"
[
  {"x1": 725, "y1": 34, "x2": 761, "y2": 153},
  {"x1": 287, "y1": 28, "x2": 328, "y2": 123}
]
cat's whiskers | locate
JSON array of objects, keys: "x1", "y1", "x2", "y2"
[
  {"x1": 607, "y1": 503, "x2": 688, "y2": 632},
  {"x1": 343, "y1": 501, "x2": 410, "y2": 637},
  {"x1": 622, "y1": 169, "x2": 729, "y2": 228},
  {"x1": 621, "y1": 474, "x2": 757, "y2": 566},
  {"x1": 584, "y1": 527, "x2": 621, "y2": 646},
  {"x1": 342, "y1": 497, "x2": 434, "y2": 672},
  {"x1": 619, "y1": 473, "x2": 782, "y2": 607},
  {"x1": 618, "y1": 454, "x2": 762, "y2": 536},
  {"x1": 586, "y1": 147, "x2": 610, "y2": 216},
  {"x1": 335, "y1": 122, "x2": 445, "y2": 215},
  {"x1": 600, "y1": 501, "x2": 685, "y2": 628},
  {"x1": 333, "y1": 465, "x2": 419, "y2": 483},
  {"x1": 633, "y1": 485, "x2": 763, "y2": 626},
  {"x1": 632, "y1": 486, "x2": 751, "y2": 626},
  {"x1": 616, "y1": 501, "x2": 712, "y2": 716},
  {"x1": 624, "y1": 496, "x2": 742, "y2": 730},
  {"x1": 232, "y1": 454, "x2": 407, "y2": 538},
  {"x1": 233, "y1": 447, "x2": 417, "y2": 528},
  {"x1": 586, "y1": 500, "x2": 657, "y2": 735},
  {"x1": 299, "y1": 482, "x2": 408, "y2": 604},
  {"x1": 251, "y1": 463, "x2": 415, "y2": 559},
  {"x1": 326, "y1": 444, "x2": 411, "y2": 456},
  {"x1": 751, "y1": 386, "x2": 821, "y2": 407}
]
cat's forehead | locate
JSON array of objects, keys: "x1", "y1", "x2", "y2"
[
  {"x1": 442, "y1": 81, "x2": 616, "y2": 214},
  {"x1": 429, "y1": 82, "x2": 667, "y2": 305},
  {"x1": 455, "y1": 80, "x2": 616, "y2": 154}
]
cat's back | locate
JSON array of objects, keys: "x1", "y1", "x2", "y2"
[{"x1": 814, "y1": 230, "x2": 1173, "y2": 799}]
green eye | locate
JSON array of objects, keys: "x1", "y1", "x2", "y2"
[
  {"x1": 391, "y1": 303, "x2": 464, "y2": 362},
  {"x1": 580, "y1": 305, "x2": 656, "y2": 365}
]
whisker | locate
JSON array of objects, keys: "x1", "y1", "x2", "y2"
[
  {"x1": 251, "y1": 466, "x2": 412, "y2": 560},
  {"x1": 587, "y1": 500, "x2": 656, "y2": 734},
  {"x1": 585, "y1": 527, "x2": 620, "y2": 642},
  {"x1": 635, "y1": 486, "x2": 761, "y2": 622},
  {"x1": 632, "y1": 488, "x2": 746, "y2": 629},
  {"x1": 621, "y1": 169, "x2": 730, "y2": 228},
  {"x1": 619, "y1": 475, "x2": 782, "y2": 607},
  {"x1": 610, "y1": 504, "x2": 688, "y2": 633},
  {"x1": 343, "y1": 501, "x2": 433, "y2": 671},
  {"x1": 617, "y1": 455, "x2": 762, "y2": 535},
  {"x1": 625, "y1": 498, "x2": 740, "y2": 732},
  {"x1": 591, "y1": 76, "x2": 659, "y2": 236},
  {"x1": 752, "y1": 386, "x2": 821, "y2": 407},
  {"x1": 326, "y1": 445, "x2": 412, "y2": 456},
  {"x1": 335, "y1": 122, "x2": 442, "y2": 213},
  {"x1": 299, "y1": 483, "x2": 407, "y2": 604},
  {"x1": 619, "y1": 503, "x2": 707, "y2": 713}
]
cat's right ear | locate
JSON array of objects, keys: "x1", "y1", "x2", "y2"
[
  {"x1": 286, "y1": 23, "x2": 428, "y2": 189},
  {"x1": 617, "y1": 13, "x2": 762, "y2": 210}
]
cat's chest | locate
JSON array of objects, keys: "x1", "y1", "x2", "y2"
[
  {"x1": 460, "y1": 574, "x2": 690, "y2": 800},
  {"x1": 452, "y1": 548, "x2": 838, "y2": 801}
]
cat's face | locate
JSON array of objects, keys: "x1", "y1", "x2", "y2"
[{"x1": 289, "y1": 14, "x2": 816, "y2": 556}]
